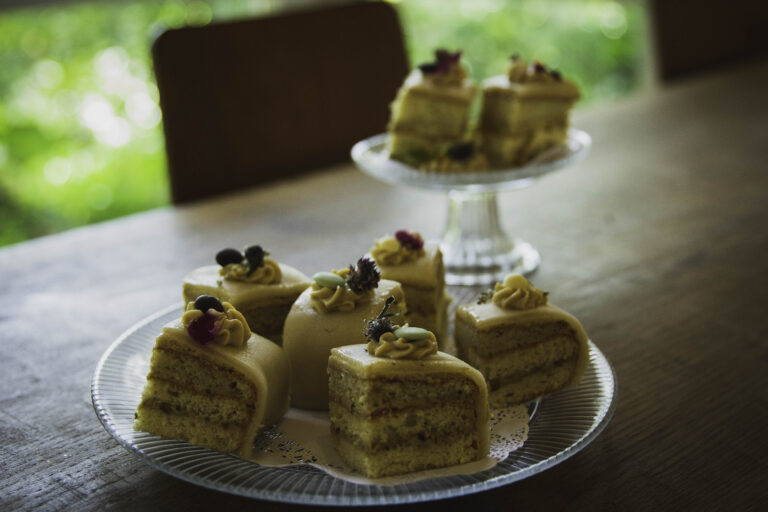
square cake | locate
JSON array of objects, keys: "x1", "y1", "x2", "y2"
[
  {"x1": 388, "y1": 49, "x2": 475, "y2": 166},
  {"x1": 134, "y1": 296, "x2": 290, "y2": 457},
  {"x1": 454, "y1": 274, "x2": 589, "y2": 408},
  {"x1": 480, "y1": 56, "x2": 580, "y2": 167},
  {"x1": 328, "y1": 342, "x2": 489, "y2": 478},
  {"x1": 367, "y1": 230, "x2": 450, "y2": 344},
  {"x1": 182, "y1": 245, "x2": 311, "y2": 344}
]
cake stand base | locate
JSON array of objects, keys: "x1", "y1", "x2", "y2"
[{"x1": 440, "y1": 190, "x2": 540, "y2": 286}]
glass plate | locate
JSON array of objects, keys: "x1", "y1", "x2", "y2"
[
  {"x1": 92, "y1": 303, "x2": 616, "y2": 506},
  {"x1": 350, "y1": 128, "x2": 591, "y2": 192}
]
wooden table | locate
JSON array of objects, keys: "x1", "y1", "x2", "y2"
[{"x1": 2, "y1": 62, "x2": 767, "y2": 511}]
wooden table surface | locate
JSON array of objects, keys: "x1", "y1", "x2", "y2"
[{"x1": 2, "y1": 62, "x2": 767, "y2": 511}]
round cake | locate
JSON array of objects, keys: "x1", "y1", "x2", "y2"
[
  {"x1": 182, "y1": 244, "x2": 311, "y2": 344},
  {"x1": 282, "y1": 259, "x2": 407, "y2": 410}
]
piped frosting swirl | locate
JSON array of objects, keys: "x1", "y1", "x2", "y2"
[
  {"x1": 507, "y1": 56, "x2": 562, "y2": 84},
  {"x1": 182, "y1": 300, "x2": 251, "y2": 347},
  {"x1": 367, "y1": 326, "x2": 438, "y2": 360},
  {"x1": 419, "y1": 49, "x2": 468, "y2": 87},
  {"x1": 492, "y1": 274, "x2": 548, "y2": 310},
  {"x1": 370, "y1": 236, "x2": 424, "y2": 266},
  {"x1": 310, "y1": 268, "x2": 364, "y2": 313},
  {"x1": 219, "y1": 258, "x2": 282, "y2": 284}
]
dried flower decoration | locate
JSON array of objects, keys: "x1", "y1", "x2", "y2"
[
  {"x1": 477, "y1": 289, "x2": 495, "y2": 304},
  {"x1": 244, "y1": 245, "x2": 268, "y2": 276},
  {"x1": 187, "y1": 295, "x2": 225, "y2": 345},
  {"x1": 187, "y1": 311, "x2": 220, "y2": 345},
  {"x1": 418, "y1": 48, "x2": 462, "y2": 75},
  {"x1": 346, "y1": 257, "x2": 380, "y2": 293},
  {"x1": 395, "y1": 230, "x2": 424, "y2": 250},
  {"x1": 364, "y1": 296, "x2": 397, "y2": 341}
]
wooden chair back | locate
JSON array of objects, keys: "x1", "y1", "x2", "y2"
[
  {"x1": 153, "y1": 2, "x2": 408, "y2": 204},
  {"x1": 651, "y1": 0, "x2": 768, "y2": 81}
]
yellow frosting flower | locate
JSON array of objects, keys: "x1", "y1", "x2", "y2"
[
  {"x1": 310, "y1": 268, "x2": 365, "y2": 313},
  {"x1": 370, "y1": 235, "x2": 424, "y2": 266},
  {"x1": 492, "y1": 274, "x2": 548, "y2": 310},
  {"x1": 366, "y1": 326, "x2": 438, "y2": 360},
  {"x1": 219, "y1": 257, "x2": 282, "y2": 284}
]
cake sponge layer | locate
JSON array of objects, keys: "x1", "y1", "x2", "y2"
[
  {"x1": 137, "y1": 380, "x2": 254, "y2": 425},
  {"x1": 481, "y1": 95, "x2": 573, "y2": 130},
  {"x1": 329, "y1": 401, "x2": 477, "y2": 450},
  {"x1": 481, "y1": 123, "x2": 567, "y2": 166},
  {"x1": 388, "y1": 130, "x2": 462, "y2": 164},
  {"x1": 489, "y1": 359, "x2": 577, "y2": 407},
  {"x1": 134, "y1": 408, "x2": 244, "y2": 453},
  {"x1": 328, "y1": 372, "x2": 479, "y2": 417},
  {"x1": 389, "y1": 82, "x2": 475, "y2": 139},
  {"x1": 462, "y1": 336, "x2": 580, "y2": 381},
  {"x1": 332, "y1": 431, "x2": 483, "y2": 479},
  {"x1": 148, "y1": 347, "x2": 255, "y2": 400},
  {"x1": 455, "y1": 318, "x2": 577, "y2": 357}
]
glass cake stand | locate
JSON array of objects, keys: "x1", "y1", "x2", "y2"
[{"x1": 351, "y1": 128, "x2": 592, "y2": 285}]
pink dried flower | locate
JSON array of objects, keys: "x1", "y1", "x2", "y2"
[
  {"x1": 187, "y1": 311, "x2": 221, "y2": 345},
  {"x1": 395, "y1": 230, "x2": 424, "y2": 250}
]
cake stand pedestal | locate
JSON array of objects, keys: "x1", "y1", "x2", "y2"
[{"x1": 351, "y1": 128, "x2": 591, "y2": 285}]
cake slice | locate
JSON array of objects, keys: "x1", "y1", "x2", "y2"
[
  {"x1": 480, "y1": 56, "x2": 580, "y2": 167},
  {"x1": 367, "y1": 230, "x2": 450, "y2": 344},
  {"x1": 282, "y1": 258, "x2": 407, "y2": 410},
  {"x1": 328, "y1": 309, "x2": 489, "y2": 478},
  {"x1": 454, "y1": 274, "x2": 589, "y2": 408},
  {"x1": 134, "y1": 295, "x2": 290, "y2": 457},
  {"x1": 388, "y1": 49, "x2": 476, "y2": 167},
  {"x1": 182, "y1": 245, "x2": 311, "y2": 344}
]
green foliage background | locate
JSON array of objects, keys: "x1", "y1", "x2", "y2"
[{"x1": 0, "y1": 0, "x2": 646, "y2": 247}]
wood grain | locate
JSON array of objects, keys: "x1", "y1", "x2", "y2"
[{"x1": 1, "y1": 62, "x2": 767, "y2": 511}]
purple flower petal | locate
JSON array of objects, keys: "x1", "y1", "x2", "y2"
[
  {"x1": 187, "y1": 310, "x2": 221, "y2": 345},
  {"x1": 395, "y1": 230, "x2": 424, "y2": 250}
]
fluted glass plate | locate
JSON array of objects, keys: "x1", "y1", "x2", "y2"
[
  {"x1": 351, "y1": 128, "x2": 591, "y2": 192},
  {"x1": 92, "y1": 303, "x2": 616, "y2": 506}
]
